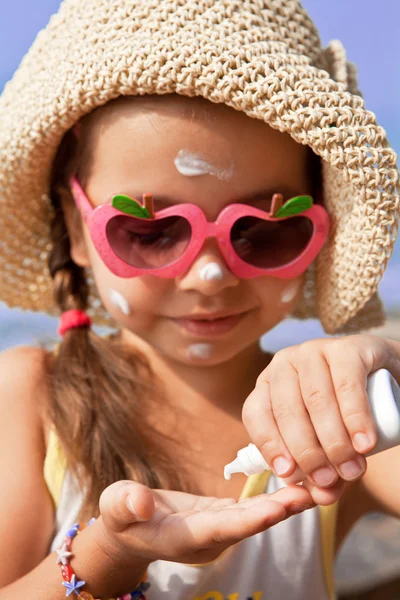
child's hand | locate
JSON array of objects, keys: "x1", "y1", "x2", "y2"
[
  {"x1": 242, "y1": 335, "x2": 400, "y2": 504},
  {"x1": 95, "y1": 479, "x2": 317, "y2": 568}
]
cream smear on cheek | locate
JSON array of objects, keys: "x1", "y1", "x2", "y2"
[
  {"x1": 174, "y1": 149, "x2": 234, "y2": 181},
  {"x1": 187, "y1": 343, "x2": 213, "y2": 361},
  {"x1": 280, "y1": 280, "x2": 301, "y2": 304},
  {"x1": 199, "y1": 262, "x2": 225, "y2": 281},
  {"x1": 110, "y1": 289, "x2": 131, "y2": 316}
]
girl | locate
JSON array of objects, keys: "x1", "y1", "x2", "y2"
[{"x1": 0, "y1": 1, "x2": 399, "y2": 599}]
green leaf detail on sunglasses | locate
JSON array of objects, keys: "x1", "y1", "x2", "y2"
[
  {"x1": 112, "y1": 195, "x2": 151, "y2": 219},
  {"x1": 274, "y1": 195, "x2": 313, "y2": 218}
]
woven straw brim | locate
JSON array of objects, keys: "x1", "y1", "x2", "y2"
[{"x1": 0, "y1": 0, "x2": 398, "y2": 333}]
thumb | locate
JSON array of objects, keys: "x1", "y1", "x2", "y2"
[{"x1": 99, "y1": 480, "x2": 155, "y2": 533}]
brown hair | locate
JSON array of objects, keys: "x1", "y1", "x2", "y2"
[{"x1": 46, "y1": 116, "x2": 194, "y2": 522}]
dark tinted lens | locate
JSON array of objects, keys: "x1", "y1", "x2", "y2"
[
  {"x1": 230, "y1": 216, "x2": 314, "y2": 268},
  {"x1": 106, "y1": 215, "x2": 191, "y2": 269}
]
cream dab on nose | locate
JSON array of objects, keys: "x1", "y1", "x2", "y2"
[
  {"x1": 110, "y1": 289, "x2": 131, "y2": 315},
  {"x1": 281, "y1": 280, "x2": 301, "y2": 304},
  {"x1": 174, "y1": 149, "x2": 234, "y2": 181},
  {"x1": 199, "y1": 262, "x2": 225, "y2": 281},
  {"x1": 187, "y1": 343, "x2": 213, "y2": 360}
]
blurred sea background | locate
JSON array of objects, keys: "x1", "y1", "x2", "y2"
[{"x1": 0, "y1": 1, "x2": 399, "y2": 597}]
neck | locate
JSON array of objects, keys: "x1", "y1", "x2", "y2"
[{"x1": 117, "y1": 330, "x2": 271, "y2": 420}]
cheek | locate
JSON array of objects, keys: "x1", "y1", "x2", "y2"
[
  {"x1": 280, "y1": 279, "x2": 302, "y2": 304},
  {"x1": 249, "y1": 276, "x2": 304, "y2": 321},
  {"x1": 87, "y1": 251, "x2": 169, "y2": 323},
  {"x1": 119, "y1": 277, "x2": 169, "y2": 317},
  {"x1": 110, "y1": 289, "x2": 131, "y2": 315}
]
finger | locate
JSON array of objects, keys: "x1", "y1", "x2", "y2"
[
  {"x1": 233, "y1": 483, "x2": 314, "y2": 512},
  {"x1": 242, "y1": 376, "x2": 297, "y2": 478},
  {"x1": 256, "y1": 483, "x2": 317, "y2": 515},
  {"x1": 299, "y1": 346, "x2": 367, "y2": 481},
  {"x1": 99, "y1": 480, "x2": 155, "y2": 533},
  {"x1": 302, "y1": 477, "x2": 345, "y2": 506},
  {"x1": 327, "y1": 338, "x2": 378, "y2": 454},
  {"x1": 153, "y1": 489, "x2": 236, "y2": 513},
  {"x1": 209, "y1": 498, "x2": 237, "y2": 508},
  {"x1": 192, "y1": 482, "x2": 317, "y2": 549},
  {"x1": 269, "y1": 359, "x2": 338, "y2": 488},
  {"x1": 267, "y1": 482, "x2": 315, "y2": 512},
  {"x1": 280, "y1": 467, "x2": 309, "y2": 484},
  {"x1": 187, "y1": 497, "x2": 288, "y2": 548}
]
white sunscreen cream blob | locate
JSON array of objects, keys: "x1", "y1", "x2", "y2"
[
  {"x1": 110, "y1": 289, "x2": 131, "y2": 316},
  {"x1": 281, "y1": 280, "x2": 301, "y2": 304},
  {"x1": 224, "y1": 369, "x2": 400, "y2": 482},
  {"x1": 174, "y1": 149, "x2": 234, "y2": 181},
  {"x1": 187, "y1": 343, "x2": 213, "y2": 360},
  {"x1": 199, "y1": 262, "x2": 225, "y2": 281}
]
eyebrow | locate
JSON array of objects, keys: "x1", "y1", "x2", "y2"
[{"x1": 135, "y1": 185, "x2": 305, "y2": 209}]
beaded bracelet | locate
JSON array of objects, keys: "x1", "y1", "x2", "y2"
[{"x1": 56, "y1": 519, "x2": 150, "y2": 599}]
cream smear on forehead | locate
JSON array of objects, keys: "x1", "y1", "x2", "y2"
[
  {"x1": 174, "y1": 149, "x2": 234, "y2": 181},
  {"x1": 187, "y1": 343, "x2": 213, "y2": 360},
  {"x1": 281, "y1": 280, "x2": 301, "y2": 304},
  {"x1": 199, "y1": 262, "x2": 225, "y2": 281},
  {"x1": 110, "y1": 289, "x2": 131, "y2": 315}
]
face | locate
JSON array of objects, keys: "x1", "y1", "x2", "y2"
[{"x1": 66, "y1": 95, "x2": 313, "y2": 366}]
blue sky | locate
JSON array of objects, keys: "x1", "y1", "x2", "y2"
[{"x1": 0, "y1": 1, "x2": 398, "y2": 342}]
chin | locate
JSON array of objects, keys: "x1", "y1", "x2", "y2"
[{"x1": 167, "y1": 338, "x2": 256, "y2": 367}]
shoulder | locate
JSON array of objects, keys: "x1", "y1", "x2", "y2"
[
  {"x1": 0, "y1": 345, "x2": 53, "y2": 446},
  {"x1": 0, "y1": 342, "x2": 51, "y2": 369},
  {"x1": 0, "y1": 343, "x2": 52, "y2": 393}
]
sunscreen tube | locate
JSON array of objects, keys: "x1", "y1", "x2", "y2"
[{"x1": 224, "y1": 369, "x2": 400, "y2": 482}]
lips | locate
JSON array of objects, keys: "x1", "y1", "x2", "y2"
[
  {"x1": 170, "y1": 310, "x2": 249, "y2": 336},
  {"x1": 176, "y1": 310, "x2": 245, "y2": 320}
]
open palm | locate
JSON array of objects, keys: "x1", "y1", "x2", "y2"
[{"x1": 99, "y1": 480, "x2": 322, "y2": 566}]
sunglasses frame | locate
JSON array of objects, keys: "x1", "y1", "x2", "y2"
[{"x1": 70, "y1": 177, "x2": 330, "y2": 279}]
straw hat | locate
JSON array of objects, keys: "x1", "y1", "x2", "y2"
[{"x1": 0, "y1": 0, "x2": 398, "y2": 334}]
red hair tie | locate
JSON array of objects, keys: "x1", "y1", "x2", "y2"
[{"x1": 58, "y1": 309, "x2": 92, "y2": 336}]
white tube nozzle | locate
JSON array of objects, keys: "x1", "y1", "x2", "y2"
[
  {"x1": 224, "y1": 443, "x2": 269, "y2": 480},
  {"x1": 224, "y1": 458, "x2": 245, "y2": 480}
]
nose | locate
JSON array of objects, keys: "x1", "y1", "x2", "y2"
[{"x1": 176, "y1": 239, "x2": 240, "y2": 295}]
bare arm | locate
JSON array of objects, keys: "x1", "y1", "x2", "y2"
[
  {"x1": 355, "y1": 445, "x2": 400, "y2": 519},
  {"x1": 0, "y1": 518, "x2": 149, "y2": 600},
  {"x1": 0, "y1": 346, "x2": 54, "y2": 586}
]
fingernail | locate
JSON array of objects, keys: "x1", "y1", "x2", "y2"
[
  {"x1": 126, "y1": 496, "x2": 145, "y2": 521},
  {"x1": 339, "y1": 460, "x2": 363, "y2": 480},
  {"x1": 312, "y1": 467, "x2": 337, "y2": 487},
  {"x1": 272, "y1": 456, "x2": 291, "y2": 476},
  {"x1": 353, "y1": 432, "x2": 372, "y2": 452}
]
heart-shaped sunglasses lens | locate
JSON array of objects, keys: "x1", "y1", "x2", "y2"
[
  {"x1": 106, "y1": 214, "x2": 192, "y2": 269},
  {"x1": 230, "y1": 215, "x2": 314, "y2": 268}
]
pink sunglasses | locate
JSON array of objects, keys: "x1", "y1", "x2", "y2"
[{"x1": 70, "y1": 177, "x2": 330, "y2": 279}]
